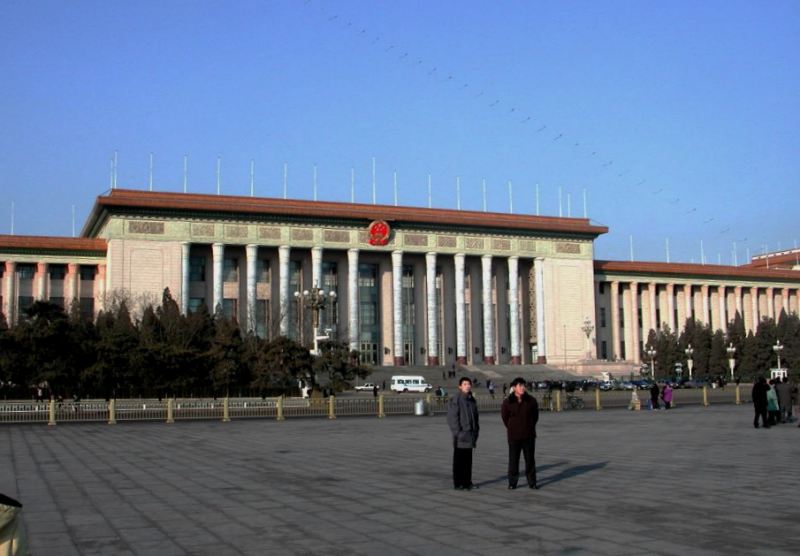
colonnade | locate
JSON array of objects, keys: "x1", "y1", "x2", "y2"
[
  {"x1": 601, "y1": 280, "x2": 800, "y2": 364},
  {"x1": 180, "y1": 243, "x2": 548, "y2": 366}
]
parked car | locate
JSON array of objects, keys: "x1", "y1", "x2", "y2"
[{"x1": 354, "y1": 383, "x2": 377, "y2": 392}]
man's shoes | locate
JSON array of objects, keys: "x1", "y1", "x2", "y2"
[
  {"x1": 529, "y1": 483, "x2": 539, "y2": 490},
  {"x1": 468, "y1": 483, "x2": 479, "y2": 490},
  {"x1": 508, "y1": 485, "x2": 517, "y2": 490},
  {"x1": 454, "y1": 485, "x2": 465, "y2": 491}
]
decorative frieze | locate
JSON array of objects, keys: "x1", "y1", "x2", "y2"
[
  {"x1": 225, "y1": 225, "x2": 248, "y2": 238},
  {"x1": 404, "y1": 234, "x2": 428, "y2": 247},
  {"x1": 437, "y1": 235, "x2": 457, "y2": 249},
  {"x1": 291, "y1": 228, "x2": 313, "y2": 241},
  {"x1": 258, "y1": 227, "x2": 281, "y2": 240},
  {"x1": 128, "y1": 221, "x2": 165, "y2": 235},
  {"x1": 556, "y1": 242, "x2": 581, "y2": 254},
  {"x1": 323, "y1": 230, "x2": 350, "y2": 243},
  {"x1": 465, "y1": 237, "x2": 484, "y2": 250},
  {"x1": 192, "y1": 223, "x2": 215, "y2": 237},
  {"x1": 520, "y1": 240, "x2": 537, "y2": 252},
  {"x1": 492, "y1": 239, "x2": 511, "y2": 251}
]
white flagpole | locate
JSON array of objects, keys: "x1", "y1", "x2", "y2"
[
  {"x1": 350, "y1": 167, "x2": 355, "y2": 203},
  {"x1": 482, "y1": 179, "x2": 487, "y2": 212},
  {"x1": 313, "y1": 165, "x2": 317, "y2": 201},
  {"x1": 372, "y1": 157, "x2": 376, "y2": 205},
  {"x1": 393, "y1": 171, "x2": 398, "y2": 206},
  {"x1": 148, "y1": 152, "x2": 154, "y2": 191},
  {"x1": 508, "y1": 180, "x2": 513, "y2": 213},
  {"x1": 427, "y1": 174, "x2": 432, "y2": 208},
  {"x1": 183, "y1": 155, "x2": 188, "y2": 193},
  {"x1": 250, "y1": 159, "x2": 255, "y2": 197},
  {"x1": 535, "y1": 183, "x2": 540, "y2": 215},
  {"x1": 456, "y1": 177, "x2": 461, "y2": 210},
  {"x1": 283, "y1": 162, "x2": 288, "y2": 199},
  {"x1": 216, "y1": 157, "x2": 221, "y2": 195}
]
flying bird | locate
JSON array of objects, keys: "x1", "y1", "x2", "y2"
[
  {"x1": 520, "y1": 117, "x2": 531, "y2": 123},
  {"x1": 536, "y1": 125, "x2": 547, "y2": 132},
  {"x1": 553, "y1": 134, "x2": 562, "y2": 141}
]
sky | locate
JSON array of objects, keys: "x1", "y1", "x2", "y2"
[{"x1": 0, "y1": 0, "x2": 798, "y2": 264}]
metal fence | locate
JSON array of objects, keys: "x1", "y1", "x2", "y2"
[{"x1": 0, "y1": 386, "x2": 747, "y2": 426}]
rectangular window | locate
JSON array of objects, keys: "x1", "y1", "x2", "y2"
[
  {"x1": 601, "y1": 341, "x2": 608, "y2": 360},
  {"x1": 598, "y1": 282, "x2": 605, "y2": 295},
  {"x1": 655, "y1": 308, "x2": 662, "y2": 330},
  {"x1": 620, "y1": 341, "x2": 626, "y2": 360},
  {"x1": 637, "y1": 308, "x2": 642, "y2": 330},
  {"x1": 223, "y1": 258, "x2": 239, "y2": 283},
  {"x1": 49, "y1": 265, "x2": 66, "y2": 280},
  {"x1": 189, "y1": 257, "x2": 206, "y2": 282},
  {"x1": 256, "y1": 299, "x2": 268, "y2": 338},
  {"x1": 619, "y1": 308, "x2": 624, "y2": 328},
  {"x1": 222, "y1": 298, "x2": 237, "y2": 321},
  {"x1": 600, "y1": 307, "x2": 607, "y2": 328},
  {"x1": 257, "y1": 260, "x2": 270, "y2": 283},
  {"x1": 16, "y1": 265, "x2": 35, "y2": 279},
  {"x1": 18, "y1": 296, "x2": 34, "y2": 314},
  {"x1": 79, "y1": 266, "x2": 96, "y2": 281},
  {"x1": 79, "y1": 298, "x2": 94, "y2": 320},
  {"x1": 188, "y1": 298, "x2": 205, "y2": 313}
]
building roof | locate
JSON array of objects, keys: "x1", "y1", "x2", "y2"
[
  {"x1": 82, "y1": 188, "x2": 609, "y2": 238},
  {"x1": 594, "y1": 260, "x2": 800, "y2": 283},
  {"x1": 0, "y1": 234, "x2": 107, "y2": 255},
  {"x1": 744, "y1": 248, "x2": 800, "y2": 269}
]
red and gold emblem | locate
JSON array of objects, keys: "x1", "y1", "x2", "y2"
[{"x1": 367, "y1": 220, "x2": 391, "y2": 246}]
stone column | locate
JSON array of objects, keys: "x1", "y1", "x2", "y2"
[
  {"x1": 347, "y1": 248, "x2": 359, "y2": 352},
  {"x1": 212, "y1": 243, "x2": 224, "y2": 314},
  {"x1": 311, "y1": 246, "x2": 323, "y2": 289},
  {"x1": 766, "y1": 287, "x2": 774, "y2": 320},
  {"x1": 534, "y1": 257, "x2": 547, "y2": 363},
  {"x1": 751, "y1": 286, "x2": 759, "y2": 331},
  {"x1": 717, "y1": 285, "x2": 727, "y2": 333},
  {"x1": 96, "y1": 264, "x2": 107, "y2": 313},
  {"x1": 481, "y1": 254, "x2": 495, "y2": 364},
  {"x1": 666, "y1": 283, "x2": 675, "y2": 331},
  {"x1": 181, "y1": 242, "x2": 190, "y2": 314},
  {"x1": 3, "y1": 261, "x2": 15, "y2": 324},
  {"x1": 701, "y1": 284, "x2": 710, "y2": 325},
  {"x1": 35, "y1": 262, "x2": 48, "y2": 301},
  {"x1": 630, "y1": 282, "x2": 640, "y2": 364},
  {"x1": 246, "y1": 244, "x2": 258, "y2": 333},
  {"x1": 648, "y1": 282, "x2": 657, "y2": 331},
  {"x1": 425, "y1": 252, "x2": 439, "y2": 365},
  {"x1": 66, "y1": 263, "x2": 78, "y2": 312},
  {"x1": 781, "y1": 287, "x2": 790, "y2": 316},
  {"x1": 610, "y1": 280, "x2": 620, "y2": 361},
  {"x1": 391, "y1": 250, "x2": 404, "y2": 366},
  {"x1": 454, "y1": 253, "x2": 467, "y2": 364},
  {"x1": 508, "y1": 256, "x2": 521, "y2": 364},
  {"x1": 734, "y1": 286, "x2": 743, "y2": 323},
  {"x1": 684, "y1": 284, "x2": 693, "y2": 323},
  {"x1": 279, "y1": 246, "x2": 291, "y2": 336}
]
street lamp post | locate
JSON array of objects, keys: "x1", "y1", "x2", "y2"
[
  {"x1": 726, "y1": 343, "x2": 736, "y2": 382},
  {"x1": 646, "y1": 347, "x2": 657, "y2": 380},
  {"x1": 685, "y1": 344, "x2": 694, "y2": 381},
  {"x1": 773, "y1": 340, "x2": 784, "y2": 375},
  {"x1": 294, "y1": 286, "x2": 337, "y2": 355},
  {"x1": 581, "y1": 317, "x2": 595, "y2": 360}
]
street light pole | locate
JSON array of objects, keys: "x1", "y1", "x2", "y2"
[
  {"x1": 581, "y1": 317, "x2": 594, "y2": 360},
  {"x1": 646, "y1": 347, "x2": 656, "y2": 380},
  {"x1": 726, "y1": 342, "x2": 736, "y2": 382},
  {"x1": 295, "y1": 286, "x2": 337, "y2": 355},
  {"x1": 773, "y1": 340, "x2": 783, "y2": 376},
  {"x1": 685, "y1": 344, "x2": 694, "y2": 381}
]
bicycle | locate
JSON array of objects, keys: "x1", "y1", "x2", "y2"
[{"x1": 565, "y1": 393, "x2": 585, "y2": 410}]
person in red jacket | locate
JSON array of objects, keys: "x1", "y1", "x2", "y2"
[{"x1": 501, "y1": 377, "x2": 540, "y2": 490}]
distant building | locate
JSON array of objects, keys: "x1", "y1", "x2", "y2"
[{"x1": 1, "y1": 189, "x2": 798, "y2": 371}]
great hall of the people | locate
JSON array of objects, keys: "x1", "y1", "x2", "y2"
[{"x1": 1, "y1": 189, "x2": 799, "y2": 372}]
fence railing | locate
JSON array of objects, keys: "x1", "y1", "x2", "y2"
[{"x1": 0, "y1": 385, "x2": 748, "y2": 426}]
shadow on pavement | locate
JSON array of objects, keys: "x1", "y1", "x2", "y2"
[{"x1": 538, "y1": 461, "x2": 608, "y2": 487}]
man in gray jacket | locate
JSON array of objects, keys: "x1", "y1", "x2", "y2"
[{"x1": 447, "y1": 377, "x2": 480, "y2": 490}]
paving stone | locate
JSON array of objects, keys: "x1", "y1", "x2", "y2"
[{"x1": 2, "y1": 405, "x2": 799, "y2": 554}]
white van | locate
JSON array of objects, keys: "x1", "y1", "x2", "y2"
[{"x1": 390, "y1": 375, "x2": 432, "y2": 393}]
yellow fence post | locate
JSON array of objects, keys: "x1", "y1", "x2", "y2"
[
  {"x1": 378, "y1": 393, "x2": 385, "y2": 418},
  {"x1": 276, "y1": 396, "x2": 285, "y2": 421},
  {"x1": 328, "y1": 395, "x2": 336, "y2": 420},
  {"x1": 595, "y1": 388, "x2": 602, "y2": 410},
  {"x1": 166, "y1": 398, "x2": 174, "y2": 424},
  {"x1": 426, "y1": 393, "x2": 433, "y2": 416},
  {"x1": 108, "y1": 399, "x2": 117, "y2": 425},
  {"x1": 48, "y1": 399, "x2": 56, "y2": 426},
  {"x1": 702, "y1": 386, "x2": 709, "y2": 407},
  {"x1": 223, "y1": 396, "x2": 231, "y2": 422},
  {"x1": 735, "y1": 384, "x2": 741, "y2": 405},
  {"x1": 555, "y1": 390, "x2": 562, "y2": 412}
]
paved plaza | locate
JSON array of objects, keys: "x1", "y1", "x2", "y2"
[{"x1": 2, "y1": 404, "x2": 798, "y2": 555}]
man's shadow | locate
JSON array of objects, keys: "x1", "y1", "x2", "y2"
[{"x1": 478, "y1": 460, "x2": 607, "y2": 488}]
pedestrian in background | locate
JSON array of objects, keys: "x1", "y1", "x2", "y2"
[
  {"x1": 767, "y1": 379, "x2": 780, "y2": 426},
  {"x1": 661, "y1": 383, "x2": 673, "y2": 410},
  {"x1": 650, "y1": 382, "x2": 660, "y2": 410},
  {"x1": 752, "y1": 377, "x2": 770, "y2": 428},
  {"x1": 776, "y1": 377, "x2": 792, "y2": 423},
  {"x1": 447, "y1": 377, "x2": 480, "y2": 491},
  {"x1": 501, "y1": 377, "x2": 539, "y2": 490}
]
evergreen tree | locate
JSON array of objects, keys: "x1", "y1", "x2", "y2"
[
  {"x1": 312, "y1": 340, "x2": 370, "y2": 391},
  {"x1": 250, "y1": 336, "x2": 312, "y2": 395},
  {"x1": 709, "y1": 330, "x2": 727, "y2": 381},
  {"x1": 208, "y1": 315, "x2": 245, "y2": 396},
  {"x1": 85, "y1": 302, "x2": 138, "y2": 398}
]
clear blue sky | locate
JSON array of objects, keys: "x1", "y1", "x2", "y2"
[{"x1": 1, "y1": 0, "x2": 797, "y2": 264}]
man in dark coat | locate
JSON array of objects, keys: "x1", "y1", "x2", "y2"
[
  {"x1": 650, "y1": 382, "x2": 660, "y2": 410},
  {"x1": 447, "y1": 377, "x2": 481, "y2": 490},
  {"x1": 752, "y1": 376, "x2": 770, "y2": 428},
  {"x1": 447, "y1": 377, "x2": 480, "y2": 490},
  {"x1": 776, "y1": 377, "x2": 792, "y2": 423},
  {"x1": 501, "y1": 377, "x2": 539, "y2": 489}
]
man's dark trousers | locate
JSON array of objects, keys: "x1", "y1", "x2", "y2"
[
  {"x1": 453, "y1": 447, "x2": 473, "y2": 488},
  {"x1": 508, "y1": 439, "x2": 536, "y2": 487}
]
